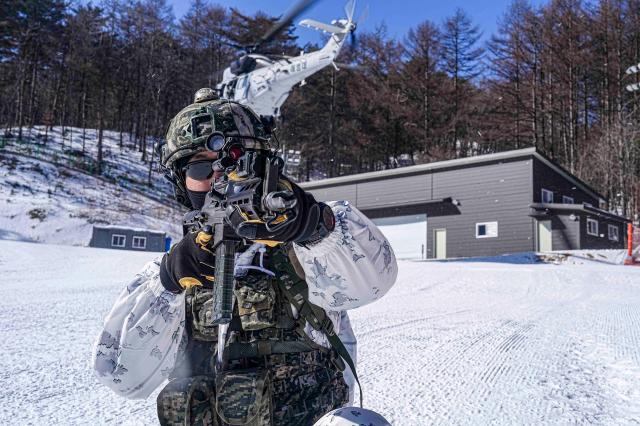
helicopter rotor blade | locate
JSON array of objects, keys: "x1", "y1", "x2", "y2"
[
  {"x1": 344, "y1": 0, "x2": 356, "y2": 22},
  {"x1": 251, "y1": 0, "x2": 319, "y2": 52},
  {"x1": 348, "y1": 2, "x2": 367, "y2": 49}
]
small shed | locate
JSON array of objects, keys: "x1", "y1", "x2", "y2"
[{"x1": 89, "y1": 226, "x2": 167, "y2": 252}]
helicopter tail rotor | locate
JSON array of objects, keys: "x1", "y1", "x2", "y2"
[
  {"x1": 341, "y1": 1, "x2": 369, "y2": 48},
  {"x1": 350, "y1": 3, "x2": 369, "y2": 47},
  {"x1": 344, "y1": 0, "x2": 356, "y2": 22}
]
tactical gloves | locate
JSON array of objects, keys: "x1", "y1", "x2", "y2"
[
  {"x1": 159, "y1": 182, "x2": 336, "y2": 294},
  {"x1": 159, "y1": 229, "x2": 216, "y2": 293},
  {"x1": 225, "y1": 179, "x2": 335, "y2": 246}
]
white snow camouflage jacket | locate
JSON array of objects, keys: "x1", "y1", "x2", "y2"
[{"x1": 92, "y1": 200, "x2": 398, "y2": 401}]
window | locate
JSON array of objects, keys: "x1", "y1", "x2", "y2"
[
  {"x1": 132, "y1": 236, "x2": 147, "y2": 249},
  {"x1": 562, "y1": 195, "x2": 574, "y2": 204},
  {"x1": 587, "y1": 218, "x2": 599, "y2": 236},
  {"x1": 476, "y1": 222, "x2": 498, "y2": 238},
  {"x1": 541, "y1": 188, "x2": 554, "y2": 203},
  {"x1": 111, "y1": 234, "x2": 126, "y2": 247},
  {"x1": 608, "y1": 225, "x2": 619, "y2": 241}
]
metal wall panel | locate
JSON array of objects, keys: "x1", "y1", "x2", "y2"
[
  {"x1": 550, "y1": 215, "x2": 580, "y2": 250},
  {"x1": 426, "y1": 159, "x2": 535, "y2": 258},
  {"x1": 356, "y1": 174, "x2": 429, "y2": 209},
  {"x1": 305, "y1": 184, "x2": 357, "y2": 204},
  {"x1": 532, "y1": 159, "x2": 599, "y2": 206},
  {"x1": 579, "y1": 213, "x2": 626, "y2": 249}
]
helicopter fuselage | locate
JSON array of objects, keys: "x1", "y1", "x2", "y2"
[{"x1": 216, "y1": 21, "x2": 350, "y2": 117}]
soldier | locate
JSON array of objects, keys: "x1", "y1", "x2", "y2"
[{"x1": 92, "y1": 89, "x2": 398, "y2": 425}]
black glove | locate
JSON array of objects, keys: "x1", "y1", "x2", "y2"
[
  {"x1": 159, "y1": 228, "x2": 216, "y2": 293},
  {"x1": 225, "y1": 179, "x2": 335, "y2": 246}
]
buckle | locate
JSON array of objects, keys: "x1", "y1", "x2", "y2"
[
  {"x1": 321, "y1": 317, "x2": 335, "y2": 336},
  {"x1": 330, "y1": 353, "x2": 345, "y2": 371}
]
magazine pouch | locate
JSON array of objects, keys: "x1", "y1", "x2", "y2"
[
  {"x1": 189, "y1": 287, "x2": 218, "y2": 341},
  {"x1": 215, "y1": 368, "x2": 272, "y2": 425},
  {"x1": 234, "y1": 275, "x2": 277, "y2": 331}
]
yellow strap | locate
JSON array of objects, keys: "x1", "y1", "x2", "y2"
[
  {"x1": 179, "y1": 277, "x2": 203, "y2": 289},
  {"x1": 227, "y1": 170, "x2": 247, "y2": 182},
  {"x1": 252, "y1": 239, "x2": 283, "y2": 247},
  {"x1": 243, "y1": 219, "x2": 265, "y2": 224},
  {"x1": 271, "y1": 214, "x2": 288, "y2": 225}
]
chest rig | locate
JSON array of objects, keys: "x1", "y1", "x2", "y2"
[
  {"x1": 182, "y1": 245, "x2": 358, "y2": 379},
  {"x1": 159, "y1": 246, "x2": 362, "y2": 426},
  {"x1": 184, "y1": 246, "x2": 315, "y2": 358}
]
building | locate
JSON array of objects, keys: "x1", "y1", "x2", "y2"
[
  {"x1": 89, "y1": 226, "x2": 168, "y2": 252},
  {"x1": 299, "y1": 148, "x2": 630, "y2": 259}
]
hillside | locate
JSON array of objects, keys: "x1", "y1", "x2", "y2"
[
  {"x1": 1, "y1": 240, "x2": 638, "y2": 425},
  {"x1": 0, "y1": 126, "x2": 182, "y2": 245}
]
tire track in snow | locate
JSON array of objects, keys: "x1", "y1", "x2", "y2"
[{"x1": 405, "y1": 309, "x2": 545, "y2": 423}]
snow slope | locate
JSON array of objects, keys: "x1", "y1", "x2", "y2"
[
  {"x1": 1, "y1": 240, "x2": 639, "y2": 425},
  {"x1": 0, "y1": 127, "x2": 182, "y2": 245}
]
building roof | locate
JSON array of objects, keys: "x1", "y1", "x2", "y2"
[
  {"x1": 530, "y1": 203, "x2": 630, "y2": 223},
  {"x1": 92, "y1": 225, "x2": 166, "y2": 235},
  {"x1": 299, "y1": 147, "x2": 606, "y2": 203}
]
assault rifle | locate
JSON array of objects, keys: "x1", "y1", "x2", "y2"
[{"x1": 182, "y1": 142, "x2": 294, "y2": 325}]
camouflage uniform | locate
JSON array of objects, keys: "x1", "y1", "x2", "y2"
[
  {"x1": 93, "y1": 95, "x2": 397, "y2": 426},
  {"x1": 157, "y1": 247, "x2": 349, "y2": 426}
]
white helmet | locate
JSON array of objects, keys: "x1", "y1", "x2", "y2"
[{"x1": 313, "y1": 407, "x2": 392, "y2": 426}]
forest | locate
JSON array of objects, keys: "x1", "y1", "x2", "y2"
[{"x1": 1, "y1": 0, "x2": 639, "y2": 217}]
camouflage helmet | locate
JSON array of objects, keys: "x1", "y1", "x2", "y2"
[{"x1": 161, "y1": 99, "x2": 269, "y2": 171}]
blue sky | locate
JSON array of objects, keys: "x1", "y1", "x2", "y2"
[{"x1": 169, "y1": 0, "x2": 549, "y2": 46}]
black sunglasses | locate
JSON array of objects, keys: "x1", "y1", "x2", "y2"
[{"x1": 183, "y1": 160, "x2": 218, "y2": 180}]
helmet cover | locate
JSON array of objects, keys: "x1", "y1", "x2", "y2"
[
  {"x1": 161, "y1": 99, "x2": 268, "y2": 171},
  {"x1": 312, "y1": 407, "x2": 392, "y2": 426}
]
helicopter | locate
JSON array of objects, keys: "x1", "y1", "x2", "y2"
[{"x1": 215, "y1": 0, "x2": 366, "y2": 118}]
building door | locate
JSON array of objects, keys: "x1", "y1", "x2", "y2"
[
  {"x1": 434, "y1": 229, "x2": 447, "y2": 259},
  {"x1": 371, "y1": 214, "x2": 427, "y2": 260},
  {"x1": 537, "y1": 220, "x2": 552, "y2": 252}
]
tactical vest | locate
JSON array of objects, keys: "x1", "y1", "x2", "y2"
[{"x1": 157, "y1": 246, "x2": 350, "y2": 426}]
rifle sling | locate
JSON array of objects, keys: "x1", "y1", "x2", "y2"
[{"x1": 271, "y1": 248, "x2": 364, "y2": 408}]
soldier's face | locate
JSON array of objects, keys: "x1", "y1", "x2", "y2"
[{"x1": 184, "y1": 151, "x2": 222, "y2": 191}]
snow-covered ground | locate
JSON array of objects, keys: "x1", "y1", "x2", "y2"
[
  {"x1": 1, "y1": 240, "x2": 639, "y2": 425},
  {"x1": 0, "y1": 127, "x2": 182, "y2": 245}
]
